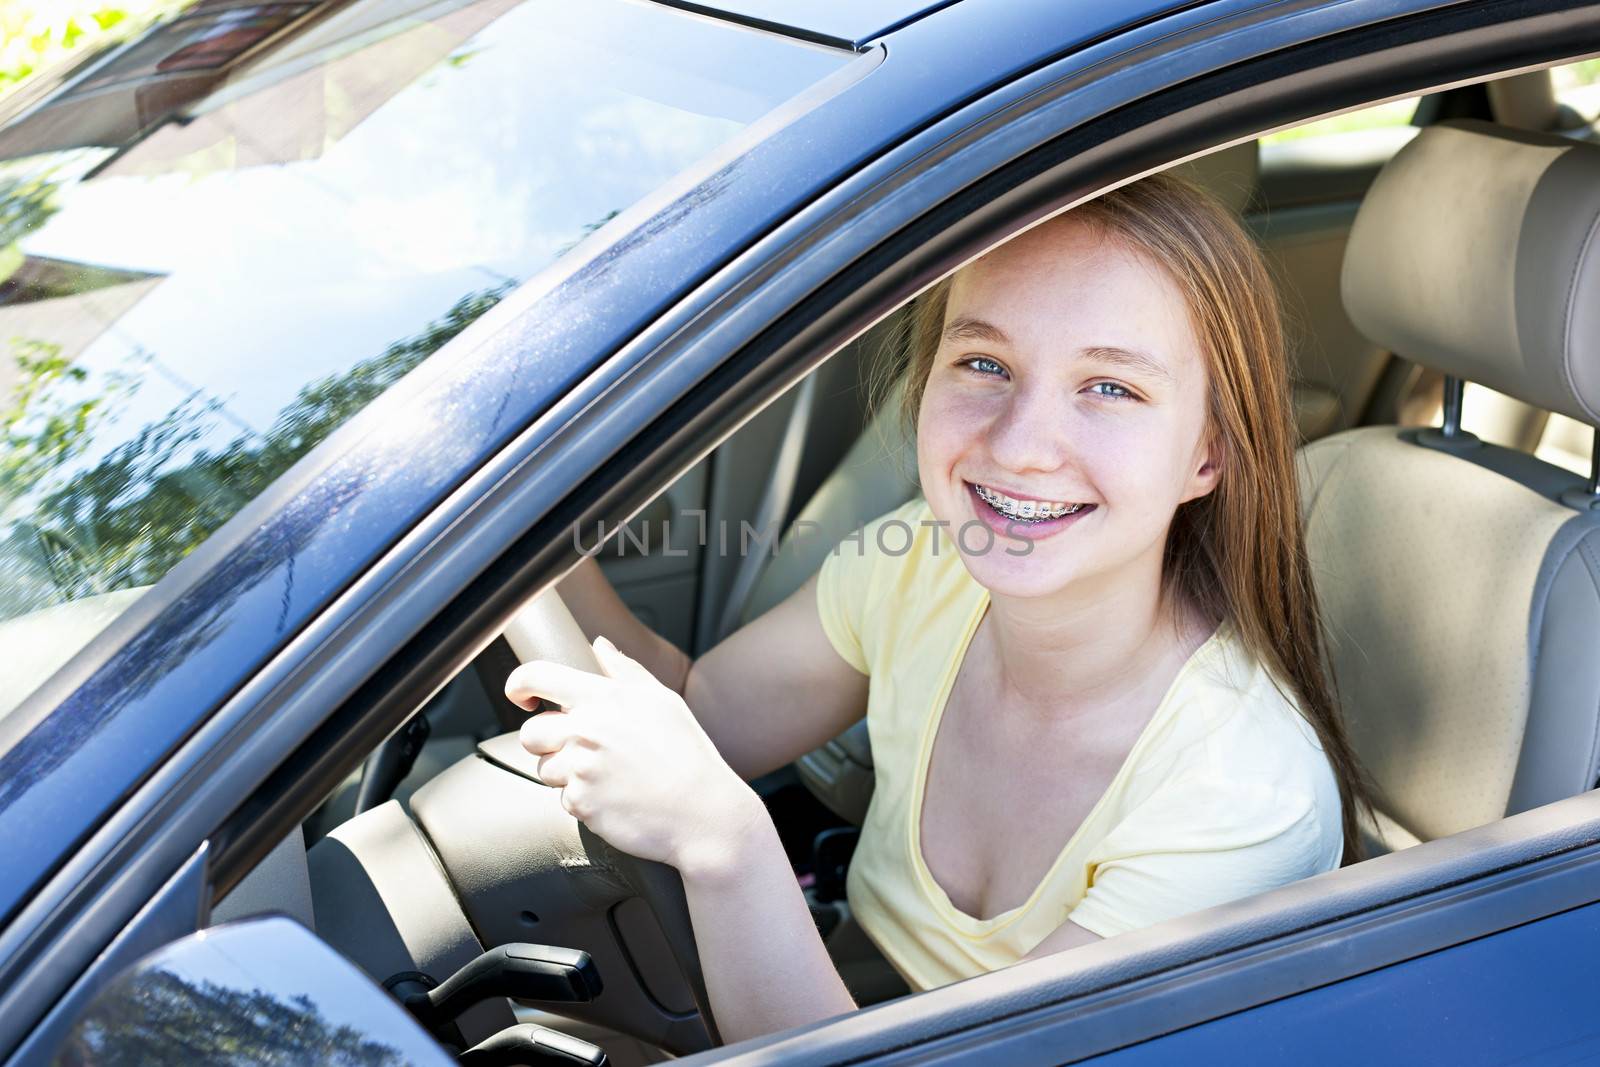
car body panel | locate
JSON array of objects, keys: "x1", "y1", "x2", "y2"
[
  {"x1": 654, "y1": 0, "x2": 965, "y2": 49},
  {"x1": 690, "y1": 793, "x2": 1600, "y2": 1063},
  {"x1": 1092, "y1": 898, "x2": 1600, "y2": 1065}
]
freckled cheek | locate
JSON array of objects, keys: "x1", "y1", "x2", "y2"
[
  {"x1": 919, "y1": 387, "x2": 1000, "y2": 461},
  {"x1": 1072, "y1": 422, "x2": 1183, "y2": 507}
]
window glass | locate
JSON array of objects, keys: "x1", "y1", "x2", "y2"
[
  {"x1": 1550, "y1": 57, "x2": 1600, "y2": 122},
  {"x1": 1259, "y1": 96, "x2": 1421, "y2": 146},
  {"x1": 0, "y1": 0, "x2": 851, "y2": 718}
]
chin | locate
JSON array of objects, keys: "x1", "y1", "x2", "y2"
[{"x1": 953, "y1": 543, "x2": 1082, "y2": 600}]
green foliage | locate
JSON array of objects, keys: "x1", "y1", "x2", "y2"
[
  {"x1": 1554, "y1": 57, "x2": 1600, "y2": 89},
  {"x1": 1, "y1": 339, "x2": 100, "y2": 497},
  {"x1": 1260, "y1": 97, "x2": 1420, "y2": 145},
  {"x1": 0, "y1": 1, "x2": 192, "y2": 102},
  {"x1": 0, "y1": 282, "x2": 511, "y2": 615},
  {"x1": 58, "y1": 967, "x2": 409, "y2": 1066},
  {"x1": 0, "y1": 170, "x2": 61, "y2": 288},
  {"x1": 0, "y1": 171, "x2": 58, "y2": 251}
]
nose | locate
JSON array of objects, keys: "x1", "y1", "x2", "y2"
[{"x1": 984, "y1": 379, "x2": 1072, "y2": 475}]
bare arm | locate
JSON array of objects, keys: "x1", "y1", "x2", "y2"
[
  {"x1": 679, "y1": 790, "x2": 858, "y2": 1044},
  {"x1": 685, "y1": 803, "x2": 1100, "y2": 1045},
  {"x1": 558, "y1": 556, "x2": 693, "y2": 692},
  {"x1": 556, "y1": 556, "x2": 868, "y2": 781},
  {"x1": 1021, "y1": 918, "x2": 1102, "y2": 960}
]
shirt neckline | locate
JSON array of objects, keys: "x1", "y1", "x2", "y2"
[{"x1": 907, "y1": 594, "x2": 1232, "y2": 939}]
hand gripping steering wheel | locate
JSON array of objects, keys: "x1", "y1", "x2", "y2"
[{"x1": 497, "y1": 589, "x2": 722, "y2": 1049}]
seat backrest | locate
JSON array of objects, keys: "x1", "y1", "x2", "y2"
[{"x1": 1316, "y1": 118, "x2": 1600, "y2": 853}]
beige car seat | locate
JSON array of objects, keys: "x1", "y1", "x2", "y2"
[{"x1": 1310, "y1": 117, "x2": 1600, "y2": 853}]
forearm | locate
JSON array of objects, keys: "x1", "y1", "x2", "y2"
[
  {"x1": 557, "y1": 556, "x2": 691, "y2": 692},
  {"x1": 678, "y1": 794, "x2": 858, "y2": 1045}
]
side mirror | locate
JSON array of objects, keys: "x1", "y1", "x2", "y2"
[{"x1": 54, "y1": 916, "x2": 454, "y2": 1066}]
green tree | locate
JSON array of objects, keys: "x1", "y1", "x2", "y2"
[
  {"x1": 58, "y1": 967, "x2": 409, "y2": 1066},
  {"x1": 1, "y1": 1, "x2": 192, "y2": 103},
  {"x1": 0, "y1": 281, "x2": 514, "y2": 803},
  {"x1": 0, "y1": 281, "x2": 511, "y2": 616}
]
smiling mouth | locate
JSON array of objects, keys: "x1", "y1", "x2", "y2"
[{"x1": 970, "y1": 483, "x2": 1096, "y2": 523}]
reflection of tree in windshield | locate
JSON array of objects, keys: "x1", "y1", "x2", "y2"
[
  {"x1": 56, "y1": 967, "x2": 408, "y2": 1067},
  {"x1": 0, "y1": 281, "x2": 512, "y2": 619},
  {"x1": 0, "y1": 171, "x2": 59, "y2": 278}
]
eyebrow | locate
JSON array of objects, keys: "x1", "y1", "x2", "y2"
[{"x1": 942, "y1": 315, "x2": 1174, "y2": 382}]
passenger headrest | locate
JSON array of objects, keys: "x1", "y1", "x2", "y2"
[{"x1": 1342, "y1": 118, "x2": 1600, "y2": 427}]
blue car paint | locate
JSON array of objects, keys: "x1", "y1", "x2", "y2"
[
  {"x1": 652, "y1": 0, "x2": 967, "y2": 49},
  {"x1": 1094, "y1": 900, "x2": 1600, "y2": 1065}
]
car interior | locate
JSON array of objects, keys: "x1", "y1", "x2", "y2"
[{"x1": 204, "y1": 57, "x2": 1600, "y2": 1065}]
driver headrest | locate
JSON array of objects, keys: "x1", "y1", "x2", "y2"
[{"x1": 1342, "y1": 118, "x2": 1600, "y2": 427}]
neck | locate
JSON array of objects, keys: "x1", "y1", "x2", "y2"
[{"x1": 980, "y1": 547, "x2": 1208, "y2": 718}]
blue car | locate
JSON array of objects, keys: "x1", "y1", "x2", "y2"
[{"x1": 5, "y1": 0, "x2": 1600, "y2": 1062}]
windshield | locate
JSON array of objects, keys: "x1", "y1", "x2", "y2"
[{"x1": 0, "y1": 0, "x2": 851, "y2": 719}]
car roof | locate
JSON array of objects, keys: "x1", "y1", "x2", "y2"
[{"x1": 653, "y1": 0, "x2": 964, "y2": 49}]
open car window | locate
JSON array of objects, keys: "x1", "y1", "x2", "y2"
[{"x1": 0, "y1": 0, "x2": 852, "y2": 722}]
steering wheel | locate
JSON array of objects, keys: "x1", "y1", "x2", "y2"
[{"x1": 498, "y1": 589, "x2": 722, "y2": 1048}]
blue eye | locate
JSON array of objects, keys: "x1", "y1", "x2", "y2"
[
  {"x1": 1088, "y1": 381, "x2": 1134, "y2": 399},
  {"x1": 962, "y1": 356, "x2": 1007, "y2": 377}
]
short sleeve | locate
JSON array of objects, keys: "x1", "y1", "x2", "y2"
[
  {"x1": 814, "y1": 527, "x2": 873, "y2": 674},
  {"x1": 1067, "y1": 777, "x2": 1330, "y2": 939}
]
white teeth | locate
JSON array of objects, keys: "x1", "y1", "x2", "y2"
[{"x1": 973, "y1": 484, "x2": 1088, "y2": 522}]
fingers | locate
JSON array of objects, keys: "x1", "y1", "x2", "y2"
[
  {"x1": 591, "y1": 635, "x2": 658, "y2": 685},
  {"x1": 533, "y1": 751, "x2": 594, "y2": 822},
  {"x1": 535, "y1": 749, "x2": 571, "y2": 788},
  {"x1": 505, "y1": 658, "x2": 606, "y2": 711},
  {"x1": 519, "y1": 708, "x2": 576, "y2": 755}
]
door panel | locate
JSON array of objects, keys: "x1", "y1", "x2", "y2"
[{"x1": 1089, "y1": 898, "x2": 1600, "y2": 1065}]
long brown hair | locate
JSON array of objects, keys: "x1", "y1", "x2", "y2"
[{"x1": 878, "y1": 170, "x2": 1372, "y2": 863}]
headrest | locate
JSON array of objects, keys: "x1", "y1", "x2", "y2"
[
  {"x1": 1342, "y1": 118, "x2": 1600, "y2": 427},
  {"x1": 1173, "y1": 139, "x2": 1259, "y2": 215}
]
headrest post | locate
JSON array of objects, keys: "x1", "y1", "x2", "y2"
[
  {"x1": 1589, "y1": 427, "x2": 1600, "y2": 496},
  {"x1": 1558, "y1": 427, "x2": 1600, "y2": 510},
  {"x1": 1440, "y1": 376, "x2": 1465, "y2": 438}
]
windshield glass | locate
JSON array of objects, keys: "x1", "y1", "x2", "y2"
[{"x1": 0, "y1": 0, "x2": 851, "y2": 719}]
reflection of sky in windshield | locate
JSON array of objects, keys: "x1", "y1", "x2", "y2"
[
  {"x1": 0, "y1": 0, "x2": 848, "y2": 650},
  {"x1": 18, "y1": 0, "x2": 845, "y2": 451}
]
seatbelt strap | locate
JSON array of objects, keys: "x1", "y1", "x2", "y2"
[{"x1": 714, "y1": 374, "x2": 817, "y2": 642}]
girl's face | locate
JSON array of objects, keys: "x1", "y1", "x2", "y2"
[{"x1": 916, "y1": 215, "x2": 1221, "y2": 602}]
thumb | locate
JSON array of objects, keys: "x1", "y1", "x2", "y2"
[{"x1": 592, "y1": 635, "x2": 656, "y2": 684}]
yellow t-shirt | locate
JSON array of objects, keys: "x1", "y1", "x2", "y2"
[{"x1": 814, "y1": 497, "x2": 1343, "y2": 991}]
